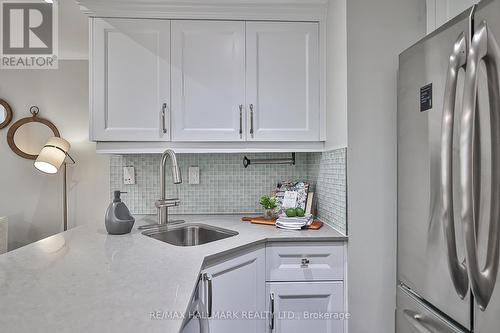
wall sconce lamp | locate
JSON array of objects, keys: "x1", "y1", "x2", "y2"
[{"x1": 34, "y1": 137, "x2": 76, "y2": 231}]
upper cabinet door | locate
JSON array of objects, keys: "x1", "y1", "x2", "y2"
[
  {"x1": 427, "y1": 0, "x2": 477, "y2": 33},
  {"x1": 171, "y1": 21, "x2": 246, "y2": 142},
  {"x1": 246, "y1": 22, "x2": 320, "y2": 142},
  {"x1": 91, "y1": 18, "x2": 171, "y2": 141}
]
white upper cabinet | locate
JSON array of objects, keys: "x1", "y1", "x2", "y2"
[
  {"x1": 426, "y1": 0, "x2": 478, "y2": 34},
  {"x1": 90, "y1": 18, "x2": 323, "y2": 147},
  {"x1": 246, "y1": 22, "x2": 320, "y2": 141},
  {"x1": 91, "y1": 18, "x2": 171, "y2": 141},
  {"x1": 171, "y1": 21, "x2": 246, "y2": 141}
]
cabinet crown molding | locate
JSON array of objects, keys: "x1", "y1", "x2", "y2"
[{"x1": 77, "y1": 0, "x2": 327, "y2": 21}]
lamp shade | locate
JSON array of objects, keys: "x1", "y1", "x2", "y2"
[{"x1": 34, "y1": 137, "x2": 70, "y2": 174}]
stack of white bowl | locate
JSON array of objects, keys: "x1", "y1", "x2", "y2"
[{"x1": 276, "y1": 214, "x2": 313, "y2": 230}]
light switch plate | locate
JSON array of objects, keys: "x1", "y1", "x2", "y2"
[
  {"x1": 123, "y1": 166, "x2": 135, "y2": 185},
  {"x1": 188, "y1": 166, "x2": 200, "y2": 185}
]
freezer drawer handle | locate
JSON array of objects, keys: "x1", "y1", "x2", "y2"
[
  {"x1": 461, "y1": 20, "x2": 500, "y2": 311},
  {"x1": 439, "y1": 32, "x2": 469, "y2": 300},
  {"x1": 403, "y1": 310, "x2": 436, "y2": 333}
]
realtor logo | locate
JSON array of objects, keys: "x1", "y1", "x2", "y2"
[{"x1": 1, "y1": 0, "x2": 58, "y2": 69}]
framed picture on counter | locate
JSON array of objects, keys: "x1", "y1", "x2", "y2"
[{"x1": 273, "y1": 181, "x2": 310, "y2": 215}]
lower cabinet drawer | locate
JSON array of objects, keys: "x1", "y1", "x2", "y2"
[
  {"x1": 266, "y1": 242, "x2": 344, "y2": 282},
  {"x1": 266, "y1": 281, "x2": 345, "y2": 333}
]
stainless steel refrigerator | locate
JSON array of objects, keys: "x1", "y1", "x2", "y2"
[{"x1": 397, "y1": 0, "x2": 500, "y2": 332}]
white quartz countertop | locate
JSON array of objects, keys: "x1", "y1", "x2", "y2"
[{"x1": 0, "y1": 215, "x2": 346, "y2": 333}]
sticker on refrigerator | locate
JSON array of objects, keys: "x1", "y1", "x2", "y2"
[{"x1": 420, "y1": 83, "x2": 432, "y2": 112}]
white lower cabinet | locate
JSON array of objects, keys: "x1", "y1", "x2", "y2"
[
  {"x1": 181, "y1": 242, "x2": 346, "y2": 333},
  {"x1": 265, "y1": 242, "x2": 346, "y2": 333},
  {"x1": 266, "y1": 281, "x2": 345, "y2": 333},
  {"x1": 201, "y1": 247, "x2": 266, "y2": 333}
]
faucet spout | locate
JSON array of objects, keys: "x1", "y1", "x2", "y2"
[
  {"x1": 160, "y1": 149, "x2": 182, "y2": 201},
  {"x1": 158, "y1": 149, "x2": 182, "y2": 225}
]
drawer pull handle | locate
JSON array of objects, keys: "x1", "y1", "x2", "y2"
[
  {"x1": 269, "y1": 292, "x2": 275, "y2": 330},
  {"x1": 301, "y1": 258, "x2": 310, "y2": 267}
]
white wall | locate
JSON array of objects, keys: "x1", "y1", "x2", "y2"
[
  {"x1": 325, "y1": 0, "x2": 348, "y2": 150},
  {"x1": 59, "y1": 0, "x2": 89, "y2": 59},
  {"x1": 0, "y1": 1, "x2": 108, "y2": 250},
  {"x1": 346, "y1": 1, "x2": 425, "y2": 333}
]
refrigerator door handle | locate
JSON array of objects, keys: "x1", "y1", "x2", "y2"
[
  {"x1": 403, "y1": 310, "x2": 437, "y2": 333},
  {"x1": 440, "y1": 32, "x2": 470, "y2": 300},
  {"x1": 461, "y1": 20, "x2": 500, "y2": 311}
]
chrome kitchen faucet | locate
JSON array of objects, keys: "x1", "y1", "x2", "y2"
[
  {"x1": 156, "y1": 149, "x2": 183, "y2": 225},
  {"x1": 138, "y1": 149, "x2": 184, "y2": 231}
]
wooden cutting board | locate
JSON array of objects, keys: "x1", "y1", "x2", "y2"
[{"x1": 241, "y1": 216, "x2": 323, "y2": 230}]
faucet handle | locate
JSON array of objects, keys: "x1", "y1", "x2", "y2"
[{"x1": 155, "y1": 198, "x2": 180, "y2": 208}]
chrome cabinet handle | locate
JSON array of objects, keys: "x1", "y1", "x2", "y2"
[
  {"x1": 461, "y1": 20, "x2": 500, "y2": 311},
  {"x1": 300, "y1": 258, "x2": 310, "y2": 268},
  {"x1": 402, "y1": 310, "x2": 436, "y2": 333},
  {"x1": 191, "y1": 298, "x2": 210, "y2": 333},
  {"x1": 269, "y1": 292, "x2": 275, "y2": 330},
  {"x1": 185, "y1": 275, "x2": 210, "y2": 333},
  {"x1": 203, "y1": 273, "x2": 213, "y2": 317},
  {"x1": 249, "y1": 104, "x2": 254, "y2": 138},
  {"x1": 239, "y1": 104, "x2": 243, "y2": 139},
  {"x1": 161, "y1": 103, "x2": 168, "y2": 134},
  {"x1": 439, "y1": 32, "x2": 469, "y2": 299}
]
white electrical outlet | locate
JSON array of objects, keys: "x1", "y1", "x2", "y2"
[
  {"x1": 123, "y1": 166, "x2": 135, "y2": 185},
  {"x1": 188, "y1": 166, "x2": 200, "y2": 185}
]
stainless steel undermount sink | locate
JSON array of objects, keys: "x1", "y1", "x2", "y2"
[{"x1": 142, "y1": 223, "x2": 238, "y2": 247}]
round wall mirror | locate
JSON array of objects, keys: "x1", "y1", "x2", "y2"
[
  {"x1": 13, "y1": 121, "x2": 57, "y2": 156},
  {"x1": 0, "y1": 99, "x2": 13, "y2": 129},
  {"x1": 7, "y1": 106, "x2": 60, "y2": 160}
]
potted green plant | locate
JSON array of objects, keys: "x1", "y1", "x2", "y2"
[{"x1": 260, "y1": 195, "x2": 277, "y2": 220}]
